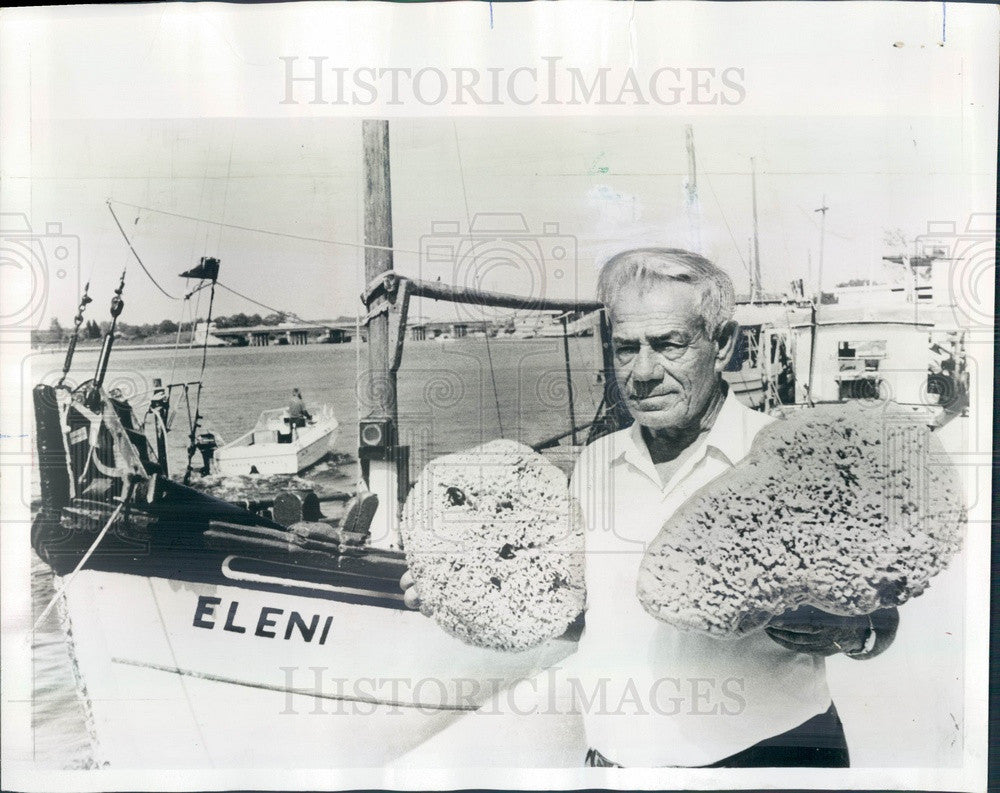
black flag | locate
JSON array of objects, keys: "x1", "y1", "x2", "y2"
[{"x1": 180, "y1": 257, "x2": 220, "y2": 281}]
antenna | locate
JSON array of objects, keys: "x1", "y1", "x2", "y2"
[
  {"x1": 750, "y1": 157, "x2": 763, "y2": 301},
  {"x1": 814, "y1": 196, "x2": 829, "y2": 303}
]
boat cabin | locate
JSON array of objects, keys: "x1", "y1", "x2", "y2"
[
  {"x1": 245, "y1": 408, "x2": 305, "y2": 445},
  {"x1": 788, "y1": 305, "x2": 936, "y2": 405}
]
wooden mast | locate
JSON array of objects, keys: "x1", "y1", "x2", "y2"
[
  {"x1": 360, "y1": 119, "x2": 403, "y2": 549},
  {"x1": 363, "y1": 119, "x2": 396, "y2": 426}
]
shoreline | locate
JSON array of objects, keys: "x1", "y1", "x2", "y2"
[{"x1": 29, "y1": 335, "x2": 586, "y2": 353}]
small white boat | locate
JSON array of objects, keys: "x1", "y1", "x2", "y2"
[{"x1": 215, "y1": 405, "x2": 339, "y2": 476}]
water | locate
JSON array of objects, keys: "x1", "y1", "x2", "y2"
[
  {"x1": 35, "y1": 337, "x2": 603, "y2": 475},
  {"x1": 29, "y1": 336, "x2": 604, "y2": 768},
  {"x1": 31, "y1": 557, "x2": 99, "y2": 769}
]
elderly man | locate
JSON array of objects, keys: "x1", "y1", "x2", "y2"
[
  {"x1": 570, "y1": 247, "x2": 897, "y2": 768},
  {"x1": 402, "y1": 247, "x2": 898, "y2": 767}
]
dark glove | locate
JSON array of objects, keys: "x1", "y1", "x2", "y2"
[{"x1": 765, "y1": 604, "x2": 899, "y2": 659}]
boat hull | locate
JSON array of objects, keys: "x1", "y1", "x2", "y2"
[
  {"x1": 723, "y1": 369, "x2": 765, "y2": 405},
  {"x1": 59, "y1": 568, "x2": 576, "y2": 767},
  {"x1": 215, "y1": 420, "x2": 338, "y2": 476}
]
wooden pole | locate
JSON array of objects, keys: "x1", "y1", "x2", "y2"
[
  {"x1": 560, "y1": 314, "x2": 578, "y2": 446},
  {"x1": 363, "y1": 119, "x2": 396, "y2": 424}
]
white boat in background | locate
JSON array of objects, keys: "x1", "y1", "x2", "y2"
[
  {"x1": 215, "y1": 405, "x2": 339, "y2": 476},
  {"x1": 535, "y1": 310, "x2": 598, "y2": 338}
]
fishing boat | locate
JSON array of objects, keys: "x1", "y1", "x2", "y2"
[
  {"x1": 30, "y1": 121, "x2": 621, "y2": 768},
  {"x1": 214, "y1": 405, "x2": 339, "y2": 476},
  {"x1": 780, "y1": 299, "x2": 969, "y2": 425},
  {"x1": 31, "y1": 285, "x2": 590, "y2": 769}
]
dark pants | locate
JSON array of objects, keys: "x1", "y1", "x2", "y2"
[{"x1": 585, "y1": 704, "x2": 850, "y2": 768}]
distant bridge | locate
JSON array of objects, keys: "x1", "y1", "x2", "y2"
[
  {"x1": 198, "y1": 318, "x2": 498, "y2": 347},
  {"x1": 199, "y1": 321, "x2": 361, "y2": 347}
]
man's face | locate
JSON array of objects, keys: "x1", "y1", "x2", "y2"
[{"x1": 609, "y1": 281, "x2": 731, "y2": 432}]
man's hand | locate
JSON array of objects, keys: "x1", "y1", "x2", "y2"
[
  {"x1": 765, "y1": 604, "x2": 899, "y2": 659},
  {"x1": 400, "y1": 569, "x2": 429, "y2": 615}
]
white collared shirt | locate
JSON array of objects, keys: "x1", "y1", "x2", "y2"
[{"x1": 568, "y1": 390, "x2": 831, "y2": 767}]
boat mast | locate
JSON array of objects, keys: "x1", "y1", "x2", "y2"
[
  {"x1": 88, "y1": 271, "x2": 126, "y2": 408},
  {"x1": 363, "y1": 119, "x2": 397, "y2": 427},
  {"x1": 814, "y1": 196, "x2": 829, "y2": 301},
  {"x1": 751, "y1": 157, "x2": 763, "y2": 302},
  {"x1": 360, "y1": 119, "x2": 403, "y2": 549},
  {"x1": 807, "y1": 197, "x2": 829, "y2": 405},
  {"x1": 684, "y1": 124, "x2": 700, "y2": 253}
]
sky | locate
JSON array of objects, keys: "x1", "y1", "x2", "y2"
[
  {"x1": 10, "y1": 112, "x2": 987, "y2": 328},
  {"x1": 2, "y1": 2, "x2": 996, "y2": 329}
]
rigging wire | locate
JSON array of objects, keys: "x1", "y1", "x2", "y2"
[
  {"x1": 453, "y1": 121, "x2": 505, "y2": 439},
  {"x1": 217, "y1": 127, "x2": 236, "y2": 252},
  {"x1": 107, "y1": 199, "x2": 422, "y2": 256},
  {"x1": 216, "y1": 281, "x2": 286, "y2": 316},
  {"x1": 702, "y1": 173, "x2": 754, "y2": 281},
  {"x1": 106, "y1": 201, "x2": 180, "y2": 300}
]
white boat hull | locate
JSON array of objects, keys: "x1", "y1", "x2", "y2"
[
  {"x1": 215, "y1": 408, "x2": 339, "y2": 476},
  {"x1": 59, "y1": 569, "x2": 576, "y2": 768}
]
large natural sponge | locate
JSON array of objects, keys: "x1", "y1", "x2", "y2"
[
  {"x1": 637, "y1": 402, "x2": 966, "y2": 638},
  {"x1": 401, "y1": 439, "x2": 585, "y2": 652}
]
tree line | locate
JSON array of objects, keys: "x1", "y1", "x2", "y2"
[{"x1": 34, "y1": 312, "x2": 289, "y2": 345}]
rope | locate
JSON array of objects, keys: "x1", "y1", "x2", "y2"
[
  {"x1": 33, "y1": 482, "x2": 136, "y2": 631},
  {"x1": 482, "y1": 330, "x2": 504, "y2": 438},
  {"x1": 453, "y1": 121, "x2": 504, "y2": 438},
  {"x1": 106, "y1": 201, "x2": 179, "y2": 300}
]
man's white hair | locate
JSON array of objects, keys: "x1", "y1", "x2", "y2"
[{"x1": 596, "y1": 248, "x2": 736, "y2": 337}]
